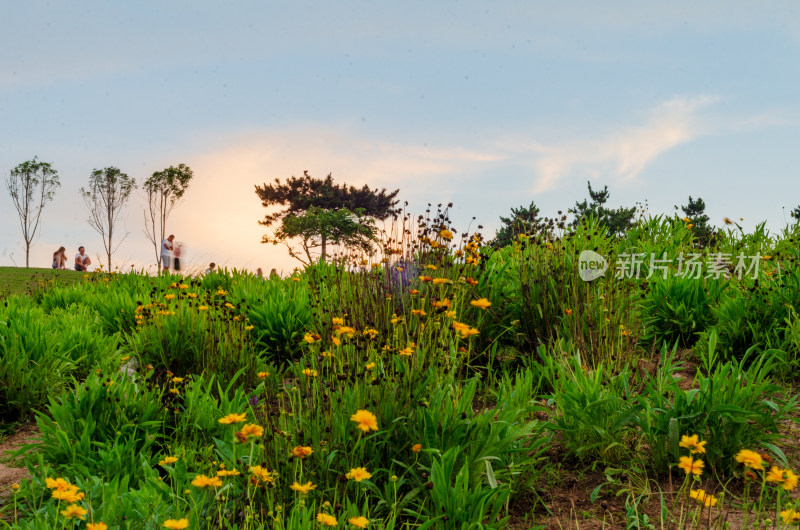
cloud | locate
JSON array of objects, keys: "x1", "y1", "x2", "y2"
[{"x1": 530, "y1": 95, "x2": 717, "y2": 192}]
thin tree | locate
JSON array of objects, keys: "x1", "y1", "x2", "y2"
[
  {"x1": 143, "y1": 164, "x2": 194, "y2": 267},
  {"x1": 5, "y1": 157, "x2": 61, "y2": 267},
  {"x1": 80, "y1": 166, "x2": 137, "y2": 270}
]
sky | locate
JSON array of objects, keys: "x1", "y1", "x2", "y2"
[{"x1": 2, "y1": 1, "x2": 800, "y2": 274}]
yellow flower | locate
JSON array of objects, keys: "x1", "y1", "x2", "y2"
[
  {"x1": 292, "y1": 446, "x2": 313, "y2": 459},
  {"x1": 224, "y1": 302, "x2": 234, "y2": 309},
  {"x1": 216, "y1": 469, "x2": 241, "y2": 477},
  {"x1": 11, "y1": 483, "x2": 20, "y2": 492},
  {"x1": 187, "y1": 293, "x2": 197, "y2": 298},
  {"x1": 735, "y1": 449, "x2": 763, "y2": 469},
  {"x1": 249, "y1": 465, "x2": 275, "y2": 483},
  {"x1": 365, "y1": 362, "x2": 376, "y2": 370},
  {"x1": 346, "y1": 467, "x2": 372, "y2": 482},
  {"x1": 290, "y1": 481, "x2": 317, "y2": 494},
  {"x1": 257, "y1": 371, "x2": 270, "y2": 378},
  {"x1": 411, "y1": 309, "x2": 426, "y2": 317},
  {"x1": 362, "y1": 328, "x2": 379, "y2": 339},
  {"x1": 332, "y1": 317, "x2": 344, "y2": 325},
  {"x1": 470, "y1": 298, "x2": 491, "y2": 309},
  {"x1": 412, "y1": 444, "x2": 422, "y2": 453},
  {"x1": 398, "y1": 346, "x2": 414, "y2": 356},
  {"x1": 349, "y1": 516, "x2": 369, "y2": 528},
  {"x1": 723, "y1": 217, "x2": 733, "y2": 225},
  {"x1": 679, "y1": 434, "x2": 707, "y2": 454},
  {"x1": 191, "y1": 474, "x2": 223, "y2": 488},
  {"x1": 682, "y1": 217, "x2": 691, "y2": 222},
  {"x1": 689, "y1": 489, "x2": 718, "y2": 507},
  {"x1": 332, "y1": 336, "x2": 342, "y2": 346},
  {"x1": 335, "y1": 326, "x2": 356, "y2": 338},
  {"x1": 677, "y1": 456, "x2": 704, "y2": 476},
  {"x1": 766, "y1": 466, "x2": 798, "y2": 491},
  {"x1": 303, "y1": 332, "x2": 318, "y2": 343},
  {"x1": 163, "y1": 519, "x2": 190, "y2": 529},
  {"x1": 432, "y1": 278, "x2": 451, "y2": 285},
  {"x1": 159, "y1": 456, "x2": 179, "y2": 466},
  {"x1": 60, "y1": 504, "x2": 87, "y2": 520},
  {"x1": 52, "y1": 486, "x2": 85, "y2": 503},
  {"x1": 238, "y1": 423, "x2": 264, "y2": 439},
  {"x1": 245, "y1": 325, "x2": 254, "y2": 330},
  {"x1": 171, "y1": 377, "x2": 184, "y2": 383},
  {"x1": 291, "y1": 277, "x2": 301, "y2": 282},
  {"x1": 781, "y1": 509, "x2": 800, "y2": 524},
  {"x1": 321, "y1": 351, "x2": 334, "y2": 358},
  {"x1": 87, "y1": 523, "x2": 108, "y2": 530},
  {"x1": 179, "y1": 284, "x2": 189, "y2": 289},
  {"x1": 198, "y1": 305, "x2": 208, "y2": 311},
  {"x1": 439, "y1": 229, "x2": 453, "y2": 240},
  {"x1": 219, "y1": 413, "x2": 247, "y2": 424},
  {"x1": 316, "y1": 513, "x2": 338, "y2": 526},
  {"x1": 165, "y1": 294, "x2": 175, "y2": 300},
  {"x1": 216, "y1": 289, "x2": 227, "y2": 296},
  {"x1": 46, "y1": 477, "x2": 72, "y2": 490},
  {"x1": 425, "y1": 264, "x2": 437, "y2": 270},
  {"x1": 350, "y1": 410, "x2": 379, "y2": 432},
  {"x1": 419, "y1": 275, "x2": 432, "y2": 283},
  {"x1": 687, "y1": 223, "x2": 694, "y2": 229},
  {"x1": 302, "y1": 368, "x2": 318, "y2": 377}
]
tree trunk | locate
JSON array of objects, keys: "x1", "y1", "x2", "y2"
[{"x1": 321, "y1": 234, "x2": 327, "y2": 261}]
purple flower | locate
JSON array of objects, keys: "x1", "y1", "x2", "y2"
[{"x1": 249, "y1": 394, "x2": 260, "y2": 406}]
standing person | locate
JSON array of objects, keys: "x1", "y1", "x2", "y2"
[
  {"x1": 160, "y1": 234, "x2": 175, "y2": 273},
  {"x1": 74, "y1": 246, "x2": 91, "y2": 271},
  {"x1": 173, "y1": 242, "x2": 182, "y2": 272},
  {"x1": 52, "y1": 247, "x2": 67, "y2": 269}
]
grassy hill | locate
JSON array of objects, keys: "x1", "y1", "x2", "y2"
[{"x1": 0, "y1": 266, "x2": 84, "y2": 298}]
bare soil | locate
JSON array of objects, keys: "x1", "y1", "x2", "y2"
[{"x1": 0, "y1": 424, "x2": 38, "y2": 499}]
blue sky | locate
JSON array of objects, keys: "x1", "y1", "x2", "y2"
[{"x1": 2, "y1": 1, "x2": 799, "y2": 272}]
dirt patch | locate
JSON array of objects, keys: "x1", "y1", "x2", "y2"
[{"x1": 0, "y1": 424, "x2": 39, "y2": 498}]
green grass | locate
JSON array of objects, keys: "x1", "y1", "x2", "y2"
[{"x1": 0, "y1": 267, "x2": 84, "y2": 298}]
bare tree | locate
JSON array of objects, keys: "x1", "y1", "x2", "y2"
[
  {"x1": 5, "y1": 157, "x2": 61, "y2": 267},
  {"x1": 80, "y1": 166, "x2": 137, "y2": 270},
  {"x1": 143, "y1": 164, "x2": 194, "y2": 267}
]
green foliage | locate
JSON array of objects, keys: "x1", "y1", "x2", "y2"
[
  {"x1": 639, "y1": 275, "x2": 724, "y2": 348},
  {"x1": 0, "y1": 303, "x2": 75, "y2": 421},
  {"x1": 571, "y1": 181, "x2": 637, "y2": 237},
  {"x1": 268, "y1": 206, "x2": 379, "y2": 265},
  {"x1": 492, "y1": 201, "x2": 545, "y2": 248},
  {"x1": 243, "y1": 279, "x2": 312, "y2": 363},
  {"x1": 27, "y1": 372, "x2": 165, "y2": 484}
]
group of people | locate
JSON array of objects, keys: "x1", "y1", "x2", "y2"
[
  {"x1": 160, "y1": 235, "x2": 183, "y2": 273},
  {"x1": 52, "y1": 246, "x2": 91, "y2": 271},
  {"x1": 51, "y1": 237, "x2": 269, "y2": 277}
]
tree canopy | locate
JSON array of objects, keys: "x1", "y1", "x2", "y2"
[
  {"x1": 680, "y1": 195, "x2": 713, "y2": 247},
  {"x1": 81, "y1": 166, "x2": 137, "y2": 270},
  {"x1": 143, "y1": 164, "x2": 194, "y2": 267},
  {"x1": 571, "y1": 181, "x2": 636, "y2": 237},
  {"x1": 255, "y1": 172, "x2": 400, "y2": 262},
  {"x1": 492, "y1": 201, "x2": 544, "y2": 247},
  {"x1": 5, "y1": 157, "x2": 61, "y2": 267}
]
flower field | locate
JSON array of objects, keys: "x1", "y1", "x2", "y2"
[{"x1": 2, "y1": 214, "x2": 800, "y2": 529}]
